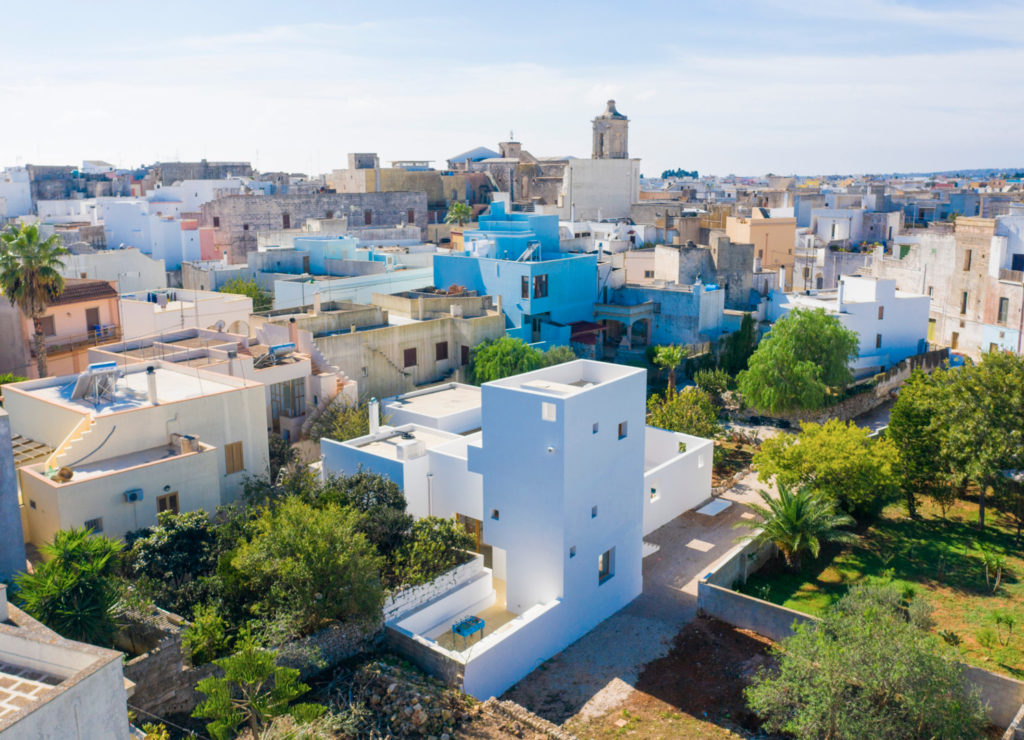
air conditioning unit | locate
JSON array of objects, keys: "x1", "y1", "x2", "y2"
[{"x1": 123, "y1": 489, "x2": 144, "y2": 503}]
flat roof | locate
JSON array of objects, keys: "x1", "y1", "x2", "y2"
[
  {"x1": 384, "y1": 384, "x2": 481, "y2": 421},
  {"x1": 487, "y1": 360, "x2": 643, "y2": 396},
  {"x1": 354, "y1": 426, "x2": 461, "y2": 461},
  {"x1": 0, "y1": 660, "x2": 62, "y2": 722},
  {"x1": 16, "y1": 366, "x2": 246, "y2": 416}
]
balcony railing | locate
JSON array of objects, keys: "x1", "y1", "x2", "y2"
[
  {"x1": 999, "y1": 268, "x2": 1024, "y2": 283},
  {"x1": 34, "y1": 326, "x2": 122, "y2": 356}
]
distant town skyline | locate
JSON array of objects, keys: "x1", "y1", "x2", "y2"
[{"x1": 2, "y1": 0, "x2": 1022, "y2": 177}]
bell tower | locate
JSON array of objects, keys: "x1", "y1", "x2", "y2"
[{"x1": 592, "y1": 100, "x2": 629, "y2": 159}]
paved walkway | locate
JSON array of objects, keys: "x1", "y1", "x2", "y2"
[{"x1": 502, "y1": 473, "x2": 772, "y2": 725}]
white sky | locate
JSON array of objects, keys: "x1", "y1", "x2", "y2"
[{"x1": 1, "y1": 0, "x2": 1022, "y2": 177}]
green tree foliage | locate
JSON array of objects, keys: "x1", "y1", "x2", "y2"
[
  {"x1": 734, "y1": 484, "x2": 855, "y2": 571},
  {"x1": 755, "y1": 420, "x2": 899, "y2": 516},
  {"x1": 0, "y1": 223, "x2": 68, "y2": 377},
  {"x1": 225, "y1": 498, "x2": 384, "y2": 637},
  {"x1": 15, "y1": 527, "x2": 122, "y2": 645},
  {"x1": 539, "y1": 344, "x2": 577, "y2": 367},
  {"x1": 0, "y1": 372, "x2": 26, "y2": 388},
  {"x1": 717, "y1": 312, "x2": 758, "y2": 377},
  {"x1": 395, "y1": 517, "x2": 475, "y2": 587},
  {"x1": 125, "y1": 510, "x2": 216, "y2": 617},
  {"x1": 737, "y1": 308, "x2": 859, "y2": 414},
  {"x1": 693, "y1": 368, "x2": 731, "y2": 404},
  {"x1": 443, "y1": 200, "x2": 473, "y2": 226},
  {"x1": 193, "y1": 632, "x2": 324, "y2": 740},
  {"x1": 652, "y1": 344, "x2": 688, "y2": 394},
  {"x1": 182, "y1": 603, "x2": 232, "y2": 665},
  {"x1": 887, "y1": 370, "x2": 951, "y2": 518},
  {"x1": 308, "y1": 398, "x2": 374, "y2": 444},
  {"x1": 940, "y1": 351, "x2": 1024, "y2": 529},
  {"x1": 647, "y1": 387, "x2": 723, "y2": 440},
  {"x1": 469, "y1": 337, "x2": 542, "y2": 383},
  {"x1": 745, "y1": 583, "x2": 988, "y2": 739},
  {"x1": 219, "y1": 277, "x2": 272, "y2": 312},
  {"x1": 267, "y1": 433, "x2": 298, "y2": 480},
  {"x1": 659, "y1": 168, "x2": 699, "y2": 179}
]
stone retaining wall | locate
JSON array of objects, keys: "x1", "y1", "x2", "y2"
[
  {"x1": 385, "y1": 627, "x2": 464, "y2": 687},
  {"x1": 482, "y1": 697, "x2": 579, "y2": 740}
]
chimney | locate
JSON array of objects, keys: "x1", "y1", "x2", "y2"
[
  {"x1": 0, "y1": 583, "x2": 7, "y2": 622},
  {"x1": 146, "y1": 366, "x2": 159, "y2": 405},
  {"x1": 837, "y1": 278, "x2": 845, "y2": 311},
  {"x1": 312, "y1": 291, "x2": 322, "y2": 315},
  {"x1": 368, "y1": 398, "x2": 380, "y2": 435},
  {"x1": 288, "y1": 317, "x2": 298, "y2": 345}
]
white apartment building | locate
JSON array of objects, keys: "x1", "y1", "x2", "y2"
[
  {"x1": 0, "y1": 585, "x2": 132, "y2": 739},
  {"x1": 59, "y1": 247, "x2": 168, "y2": 293},
  {"x1": 118, "y1": 287, "x2": 253, "y2": 340},
  {"x1": 768, "y1": 275, "x2": 930, "y2": 377},
  {"x1": 321, "y1": 362, "x2": 712, "y2": 698},
  {"x1": 4, "y1": 362, "x2": 269, "y2": 547}
]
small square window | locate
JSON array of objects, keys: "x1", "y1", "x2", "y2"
[
  {"x1": 84, "y1": 517, "x2": 103, "y2": 533},
  {"x1": 212, "y1": 216, "x2": 220, "y2": 227},
  {"x1": 541, "y1": 402, "x2": 557, "y2": 422},
  {"x1": 29, "y1": 499, "x2": 37, "y2": 510},
  {"x1": 591, "y1": 505, "x2": 598, "y2": 518},
  {"x1": 403, "y1": 348, "x2": 417, "y2": 368},
  {"x1": 598, "y1": 547, "x2": 615, "y2": 584},
  {"x1": 618, "y1": 421, "x2": 628, "y2": 440},
  {"x1": 569, "y1": 546, "x2": 576, "y2": 558},
  {"x1": 490, "y1": 509, "x2": 500, "y2": 521},
  {"x1": 650, "y1": 487, "x2": 660, "y2": 502},
  {"x1": 435, "y1": 341, "x2": 449, "y2": 362},
  {"x1": 243, "y1": 223, "x2": 249, "y2": 231},
  {"x1": 592, "y1": 422, "x2": 599, "y2": 434}
]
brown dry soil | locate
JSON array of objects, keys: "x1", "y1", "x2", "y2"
[{"x1": 566, "y1": 617, "x2": 775, "y2": 739}]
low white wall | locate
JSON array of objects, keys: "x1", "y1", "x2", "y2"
[
  {"x1": 383, "y1": 553, "x2": 483, "y2": 623},
  {"x1": 643, "y1": 428, "x2": 714, "y2": 535},
  {"x1": 393, "y1": 571, "x2": 494, "y2": 637}
]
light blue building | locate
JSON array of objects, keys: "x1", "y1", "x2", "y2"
[{"x1": 434, "y1": 202, "x2": 596, "y2": 345}]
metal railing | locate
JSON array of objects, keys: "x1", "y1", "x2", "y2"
[{"x1": 35, "y1": 327, "x2": 122, "y2": 356}]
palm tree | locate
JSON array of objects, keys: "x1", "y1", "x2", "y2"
[
  {"x1": 444, "y1": 200, "x2": 473, "y2": 227},
  {"x1": 734, "y1": 484, "x2": 856, "y2": 571},
  {"x1": 15, "y1": 527, "x2": 123, "y2": 645},
  {"x1": 652, "y1": 344, "x2": 688, "y2": 394},
  {"x1": 0, "y1": 223, "x2": 68, "y2": 378}
]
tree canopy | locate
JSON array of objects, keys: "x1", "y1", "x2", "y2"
[
  {"x1": 469, "y1": 337, "x2": 575, "y2": 384},
  {"x1": 755, "y1": 419, "x2": 899, "y2": 516},
  {"x1": 0, "y1": 223, "x2": 68, "y2": 377},
  {"x1": 647, "y1": 387, "x2": 723, "y2": 440},
  {"x1": 718, "y1": 312, "x2": 758, "y2": 376},
  {"x1": 745, "y1": 583, "x2": 988, "y2": 739},
  {"x1": 443, "y1": 200, "x2": 473, "y2": 227},
  {"x1": 660, "y1": 168, "x2": 699, "y2": 179},
  {"x1": 652, "y1": 344, "x2": 687, "y2": 394},
  {"x1": 737, "y1": 308, "x2": 859, "y2": 414},
  {"x1": 219, "y1": 277, "x2": 272, "y2": 312}
]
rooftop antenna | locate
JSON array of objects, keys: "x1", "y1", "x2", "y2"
[{"x1": 509, "y1": 130, "x2": 514, "y2": 141}]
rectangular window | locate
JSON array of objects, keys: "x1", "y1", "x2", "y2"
[
  {"x1": 490, "y1": 509, "x2": 500, "y2": 521},
  {"x1": 435, "y1": 341, "x2": 449, "y2": 362},
  {"x1": 364, "y1": 209, "x2": 372, "y2": 226},
  {"x1": 157, "y1": 492, "x2": 179, "y2": 515},
  {"x1": 84, "y1": 517, "x2": 103, "y2": 533},
  {"x1": 998, "y1": 297, "x2": 1009, "y2": 324},
  {"x1": 39, "y1": 315, "x2": 56, "y2": 336},
  {"x1": 650, "y1": 487, "x2": 660, "y2": 502},
  {"x1": 618, "y1": 421, "x2": 628, "y2": 440},
  {"x1": 598, "y1": 547, "x2": 615, "y2": 584},
  {"x1": 877, "y1": 306, "x2": 884, "y2": 320},
  {"x1": 282, "y1": 213, "x2": 290, "y2": 229},
  {"x1": 225, "y1": 441, "x2": 244, "y2": 474},
  {"x1": 927, "y1": 286, "x2": 933, "y2": 297},
  {"x1": 876, "y1": 333, "x2": 882, "y2": 348},
  {"x1": 460, "y1": 344, "x2": 470, "y2": 365},
  {"x1": 643, "y1": 270, "x2": 654, "y2": 279},
  {"x1": 960, "y1": 291, "x2": 968, "y2": 315},
  {"x1": 592, "y1": 422, "x2": 599, "y2": 434},
  {"x1": 270, "y1": 378, "x2": 305, "y2": 420},
  {"x1": 533, "y1": 274, "x2": 548, "y2": 298},
  {"x1": 407, "y1": 209, "x2": 415, "y2": 224},
  {"x1": 990, "y1": 342, "x2": 999, "y2": 353},
  {"x1": 541, "y1": 402, "x2": 557, "y2": 422},
  {"x1": 951, "y1": 331, "x2": 959, "y2": 350},
  {"x1": 591, "y1": 505, "x2": 598, "y2": 518},
  {"x1": 521, "y1": 276, "x2": 530, "y2": 299},
  {"x1": 569, "y1": 546, "x2": 576, "y2": 558},
  {"x1": 212, "y1": 216, "x2": 220, "y2": 228},
  {"x1": 963, "y1": 250, "x2": 972, "y2": 271},
  {"x1": 243, "y1": 223, "x2": 249, "y2": 231},
  {"x1": 403, "y1": 347, "x2": 417, "y2": 367}
]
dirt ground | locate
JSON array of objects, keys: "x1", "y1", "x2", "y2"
[{"x1": 566, "y1": 617, "x2": 774, "y2": 739}]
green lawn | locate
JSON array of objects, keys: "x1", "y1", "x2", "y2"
[{"x1": 741, "y1": 496, "x2": 1024, "y2": 679}]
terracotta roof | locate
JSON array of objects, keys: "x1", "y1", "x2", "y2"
[{"x1": 52, "y1": 279, "x2": 118, "y2": 306}]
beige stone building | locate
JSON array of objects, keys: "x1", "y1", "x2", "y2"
[{"x1": 726, "y1": 208, "x2": 797, "y2": 289}]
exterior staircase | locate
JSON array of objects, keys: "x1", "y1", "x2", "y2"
[{"x1": 45, "y1": 415, "x2": 97, "y2": 473}]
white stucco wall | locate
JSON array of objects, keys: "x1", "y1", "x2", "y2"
[{"x1": 643, "y1": 428, "x2": 714, "y2": 535}]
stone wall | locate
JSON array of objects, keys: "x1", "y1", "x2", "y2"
[
  {"x1": 385, "y1": 627, "x2": 464, "y2": 687},
  {"x1": 201, "y1": 192, "x2": 429, "y2": 262},
  {"x1": 383, "y1": 554, "x2": 483, "y2": 623},
  {"x1": 482, "y1": 697, "x2": 579, "y2": 739},
  {"x1": 122, "y1": 629, "x2": 218, "y2": 716}
]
